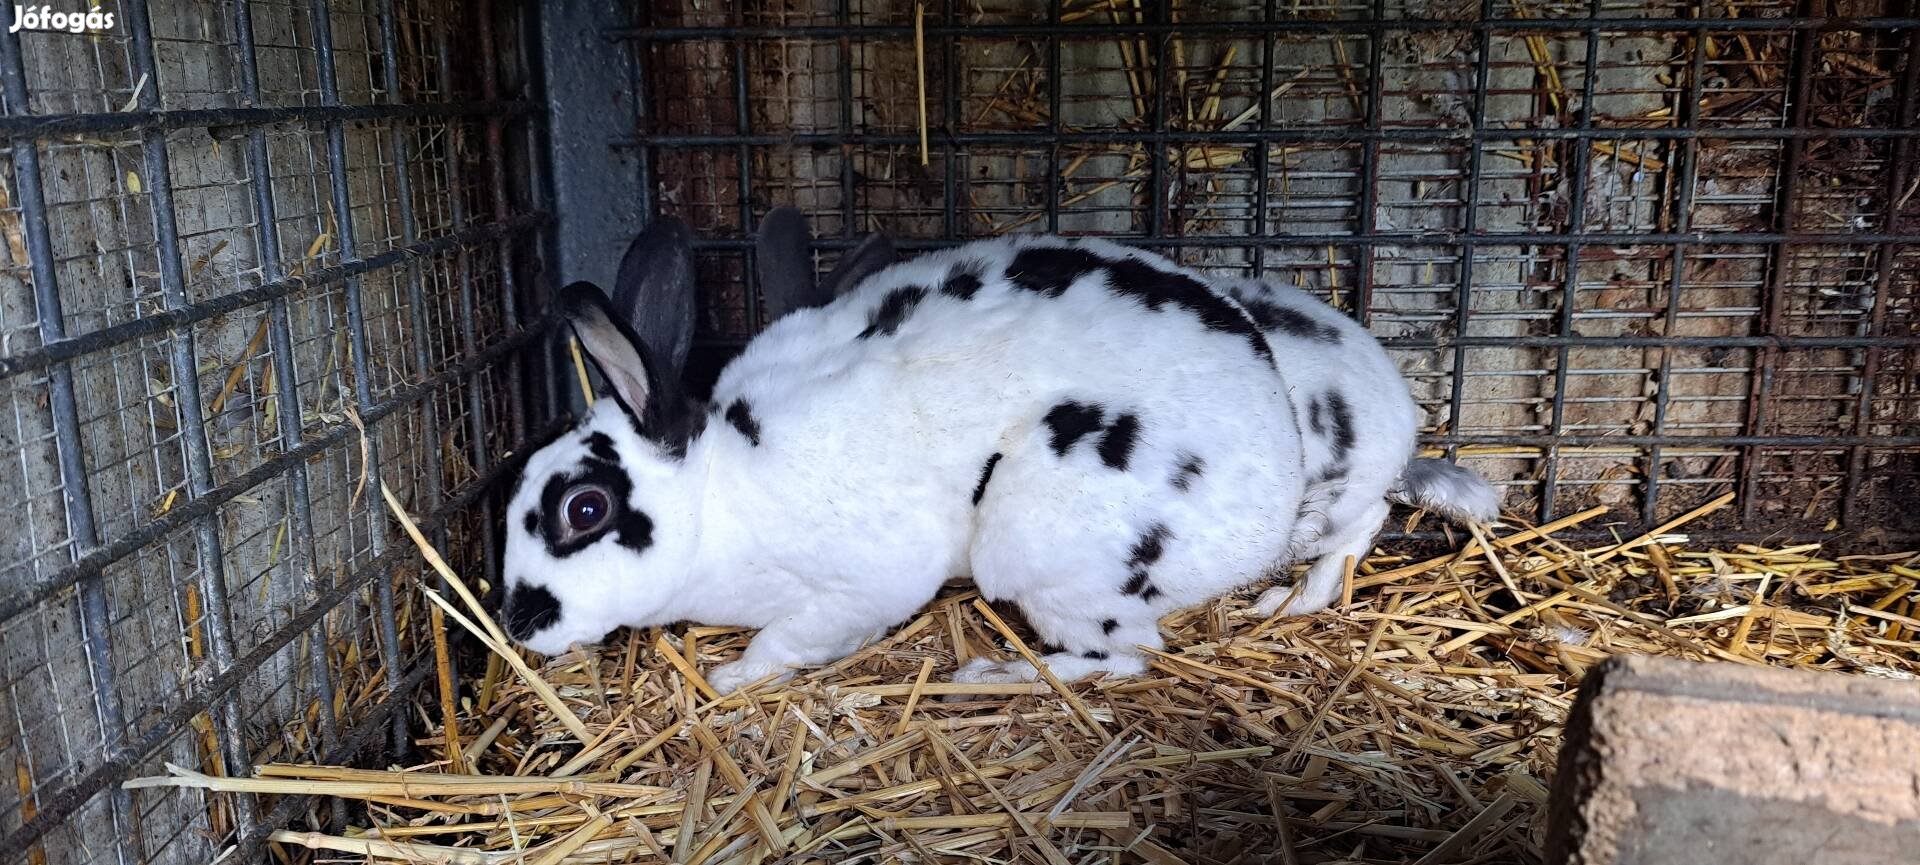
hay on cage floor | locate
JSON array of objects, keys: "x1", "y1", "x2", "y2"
[{"x1": 132, "y1": 490, "x2": 1920, "y2": 864}]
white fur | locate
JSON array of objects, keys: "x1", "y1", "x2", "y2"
[{"x1": 504, "y1": 236, "x2": 1496, "y2": 691}]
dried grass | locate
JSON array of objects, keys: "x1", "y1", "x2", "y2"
[{"x1": 130, "y1": 492, "x2": 1920, "y2": 864}]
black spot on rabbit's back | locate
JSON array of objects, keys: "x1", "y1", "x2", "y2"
[
  {"x1": 1100, "y1": 256, "x2": 1273, "y2": 364},
  {"x1": 724, "y1": 398, "x2": 762, "y2": 446},
  {"x1": 1097, "y1": 413, "x2": 1140, "y2": 470},
  {"x1": 1171, "y1": 454, "x2": 1205, "y2": 492},
  {"x1": 859, "y1": 286, "x2": 930, "y2": 339},
  {"x1": 972, "y1": 452, "x2": 1003, "y2": 505},
  {"x1": 1100, "y1": 618, "x2": 1119, "y2": 635},
  {"x1": 1043, "y1": 400, "x2": 1106, "y2": 455},
  {"x1": 504, "y1": 583, "x2": 562, "y2": 641},
  {"x1": 1240, "y1": 296, "x2": 1343, "y2": 344},
  {"x1": 940, "y1": 266, "x2": 984, "y2": 301},
  {"x1": 1007, "y1": 245, "x2": 1105, "y2": 297}
]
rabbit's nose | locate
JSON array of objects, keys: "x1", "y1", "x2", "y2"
[{"x1": 503, "y1": 583, "x2": 562, "y2": 642}]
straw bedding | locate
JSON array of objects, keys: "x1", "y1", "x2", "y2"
[{"x1": 131, "y1": 490, "x2": 1920, "y2": 864}]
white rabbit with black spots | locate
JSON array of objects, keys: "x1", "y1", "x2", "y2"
[{"x1": 502, "y1": 214, "x2": 1497, "y2": 693}]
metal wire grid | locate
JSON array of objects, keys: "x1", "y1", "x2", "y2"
[
  {"x1": 0, "y1": 1, "x2": 550, "y2": 862},
  {"x1": 617, "y1": 0, "x2": 1920, "y2": 541}
]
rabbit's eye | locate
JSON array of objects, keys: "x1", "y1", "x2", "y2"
[{"x1": 563, "y1": 487, "x2": 612, "y2": 533}]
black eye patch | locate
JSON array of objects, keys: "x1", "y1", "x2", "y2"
[{"x1": 536, "y1": 453, "x2": 654, "y2": 558}]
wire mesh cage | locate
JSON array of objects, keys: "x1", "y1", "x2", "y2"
[
  {"x1": 4, "y1": 0, "x2": 1920, "y2": 861},
  {"x1": 0, "y1": 1, "x2": 551, "y2": 862},
  {"x1": 604, "y1": 0, "x2": 1920, "y2": 544}
]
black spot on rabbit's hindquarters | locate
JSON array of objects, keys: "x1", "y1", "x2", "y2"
[
  {"x1": 1007, "y1": 245, "x2": 1105, "y2": 297},
  {"x1": 504, "y1": 583, "x2": 562, "y2": 641},
  {"x1": 972, "y1": 452, "x2": 1003, "y2": 505},
  {"x1": 941, "y1": 265, "x2": 984, "y2": 301},
  {"x1": 859, "y1": 286, "x2": 930, "y2": 338},
  {"x1": 1121, "y1": 523, "x2": 1172, "y2": 602},
  {"x1": 1083, "y1": 650, "x2": 1109, "y2": 660},
  {"x1": 1097, "y1": 413, "x2": 1140, "y2": 470},
  {"x1": 1171, "y1": 453, "x2": 1205, "y2": 492},
  {"x1": 1128, "y1": 523, "x2": 1170, "y2": 570},
  {"x1": 724, "y1": 398, "x2": 762, "y2": 446},
  {"x1": 1099, "y1": 256, "x2": 1274, "y2": 365},
  {"x1": 1100, "y1": 618, "x2": 1119, "y2": 634},
  {"x1": 1043, "y1": 400, "x2": 1106, "y2": 455},
  {"x1": 1324, "y1": 390, "x2": 1356, "y2": 458}
]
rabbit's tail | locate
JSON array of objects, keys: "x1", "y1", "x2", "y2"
[{"x1": 1387, "y1": 457, "x2": 1501, "y2": 525}]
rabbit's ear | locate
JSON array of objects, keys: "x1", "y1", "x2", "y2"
[
  {"x1": 611, "y1": 216, "x2": 697, "y2": 382},
  {"x1": 820, "y1": 233, "x2": 896, "y2": 298},
  {"x1": 755, "y1": 206, "x2": 828, "y2": 321},
  {"x1": 560, "y1": 281, "x2": 694, "y2": 442}
]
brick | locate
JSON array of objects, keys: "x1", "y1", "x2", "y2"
[{"x1": 1545, "y1": 655, "x2": 1920, "y2": 865}]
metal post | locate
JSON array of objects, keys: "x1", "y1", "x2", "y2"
[
  {"x1": 1250, "y1": 0, "x2": 1275, "y2": 277},
  {"x1": 838, "y1": 0, "x2": 858, "y2": 241},
  {"x1": 1740, "y1": 0, "x2": 1822, "y2": 525},
  {"x1": 1643, "y1": 4, "x2": 1712, "y2": 525},
  {"x1": 1446, "y1": 0, "x2": 1496, "y2": 476},
  {"x1": 940, "y1": 0, "x2": 959, "y2": 241},
  {"x1": 1538, "y1": 1, "x2": 1604, "y2": 523},
  {"x1": 1840, "y1": 25, "x2": 1920, "y2": 528},
  {"x1": 217, "y1": 10, "x2": 348, "y2": 830},
  {"x1": 1147, "y1": 0, "x2": 1169, "y2": 240},
  {"x1": 306, "y1": 0, "x2": 406, "y2": 757},
  {"x1": 0, "y1": 14, "x2": 143, "y2": 865},
  {"x1": 438, "y1": 12, "x2": 506, "y2": 595},
  {"x1": 729, "y1": 0, "x2": 762, "y2": 330},
  {"x1": 1045, "y1": 0, "x2": 1062, "y2": 236},
  {"x1": 1352, "y1": 0, "x2": 1386, "y2": 324},
  {"x1": 377, "y1": 0, "x2": 454, "y2": 715},
  {"x1": 479, "y1": 0, "x2": 530, "y2": 446}
]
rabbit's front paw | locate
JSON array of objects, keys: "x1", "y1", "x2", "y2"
[{"x1": 706, "y1": 658, "x2": 792, "y2": 694}]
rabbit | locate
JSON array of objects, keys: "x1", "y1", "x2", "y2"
[{"x1": 501, "y1": 212, "x2": 1497, "y2": 693}]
